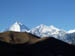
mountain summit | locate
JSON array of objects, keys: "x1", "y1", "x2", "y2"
[
  {"x1": 29, "y1": 24, "x2": 66, "y2": 38},
  {"x1": 6, "y1": 21, "x2": 29, "y2": 32},
  {"x1": 3, "y1": 22, "x2": 75, "y2": 45}
]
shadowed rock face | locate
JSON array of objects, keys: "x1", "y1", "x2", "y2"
[{"x1": 0, "y1": 32, "x2": 74, "y2": 56}]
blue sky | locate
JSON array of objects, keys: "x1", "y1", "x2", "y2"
[{"x1": 0, "y1": 0, "x2": 75, "y2": 31}]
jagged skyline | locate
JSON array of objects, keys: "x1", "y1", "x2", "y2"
[
  {"x1": 1, "y1": 21, "x2": 75, "y2": 32},
  {"x1": 4, "y1": 21, "x2": 75, "y2": 33},
  {"x1": 2, "y1": 21, "x2": 75, "y2": 45}
]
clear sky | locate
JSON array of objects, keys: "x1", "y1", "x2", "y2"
[{"x1": 0, "y1": 0, "x2": 75, "y2": 31}]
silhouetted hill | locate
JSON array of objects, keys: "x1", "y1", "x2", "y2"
[
  {"x1": 0, "y1": 32, "x2": 74, "y2": 56},
  {"x1": 28, "y1": 38, "x2": 75, "y2": 56}
]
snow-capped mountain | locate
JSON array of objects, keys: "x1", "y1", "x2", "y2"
[
  {"x1": 5, "y1": 21, "x2": 29, "y2": 32},
  {"x1": 29, "y1": 24, "x2": 67, "y2": 39},
  {"x1": 4, "y1": 22, "x2": 75, "y2": 45},
  {"x1": 67, "y1": 29, "x2": 75, "y2": 33},
  {"x1": 29, "y1": 24, "x2": 75, "y2": 44}
]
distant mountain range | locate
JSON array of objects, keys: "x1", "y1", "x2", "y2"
[
  {"x1": 3, "y1": 21, "x2": 75, "y2": 45},
  {"x1": 0, "y1": 22, "x2": 75, "y2": 56}
]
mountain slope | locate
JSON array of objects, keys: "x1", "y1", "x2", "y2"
[
  {"x1": 68, "y1": 29, "x2": 75, "y2": 33},
  {"x1": 29, "y1": 24, "x2": 75, "y2": 45},
  {"x1": 0, "y1": 37, "x2": 74, "y2": 56},
  {"x1": 0, "y1": 31, "x2": 44, "y2": 44},
  {"x1": 3, "y1": 22, "x2": 75, "y2": 45},
  {"x1": 29, "y1": 24, "x2": 66, "y2": 37},
  {"x1": 6, "y1": 21, "x2": 29, "y2": 32},
  {"x1": 29, "y1": 24, "x2": 67, "y2": 41}
]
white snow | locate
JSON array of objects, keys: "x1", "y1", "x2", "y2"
[
  {"x1": 29, "y1": 24, "x2": 66, "y2": 38},
  {"x1": 4, "y1": 22, "x2": 75, "y2": 45},
  {"x1": 68, "y1": 29, "x2": 75, "y2": 33},
  {"x1": 6, "y1": 21, "x2": 29, "y2": 32}
]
